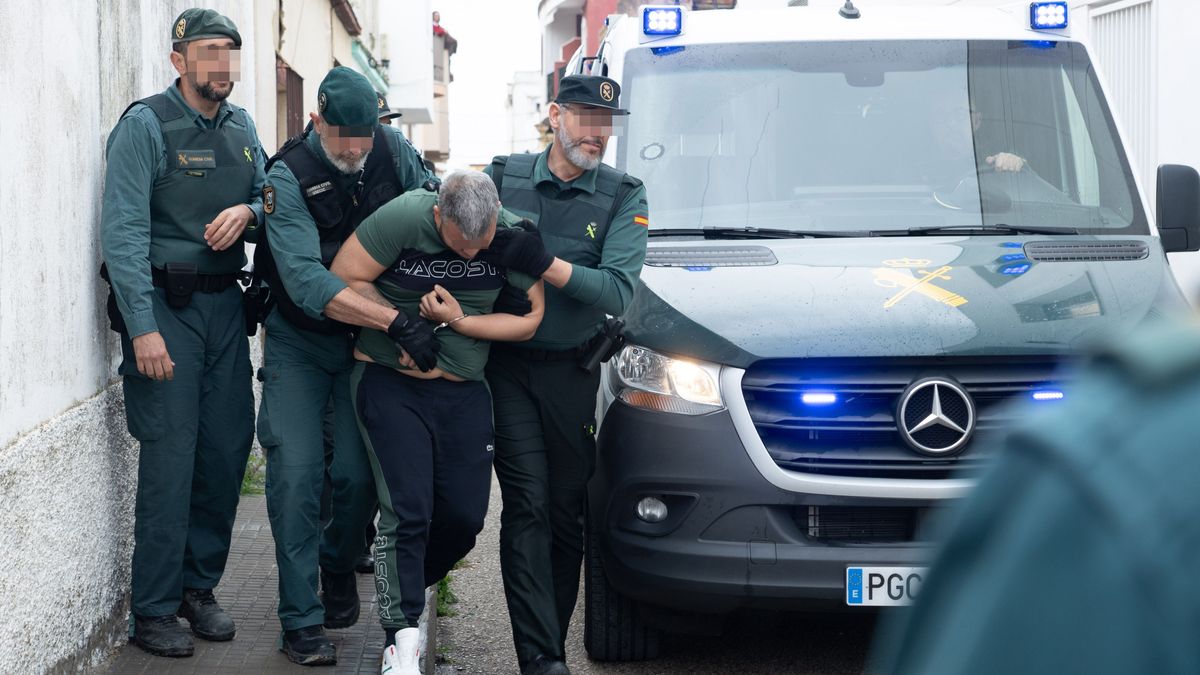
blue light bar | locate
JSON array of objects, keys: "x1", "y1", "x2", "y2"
[
  {"x1": 801, "y1": 392, "x2": 838, "y2": 406},
  {"x1": 1030, "y1": 2, "x2": 1068, "y2": 30},
  {"x1": 1032, "y1": 390, "x2": 1065, "y2": 401},
  {"x1": 643, "y1": 7, "x2": 683, "y2": 36}
]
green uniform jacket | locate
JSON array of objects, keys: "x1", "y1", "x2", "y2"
[
  {"x1": 487, "y1": 146, "x2": 649, "y2": 350},
  {"x1": 874, "y1": 320, "x2": 1200, "y2": 675},
  {"x1": 263, "y1": 127, "x2": 434, "y2": 330},
  {"x1": 101, "y1": 81, "x2": 267, "y2": 338}
]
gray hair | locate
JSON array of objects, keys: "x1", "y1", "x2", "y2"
[{"x1": 438, "y1": 171, "x2": 500, "y2": 239}]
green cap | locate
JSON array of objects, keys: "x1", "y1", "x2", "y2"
[
  {"x1": 317, "y1": 67, "x2": 380, "y2": 129},
  {"x1": 172, "y1": 8, "x2": 242, "y2": 47},
  {"x1": 555, "y1": 75, "x2": 630, "y2": 115}
]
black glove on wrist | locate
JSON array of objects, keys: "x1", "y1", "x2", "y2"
[
  {"x1": 482, "y1": 220, "x2": 554, "y2": 277},
  {"x1": 492, "y1": 283, "x2": 533, "y2": 316},
  {"x1": 386, "y1": 310, "x2": 441, "y2": 372}
]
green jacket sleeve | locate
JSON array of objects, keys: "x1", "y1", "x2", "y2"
[
  {"x1": 264, "y1": 165, "x2": 348, "y2": 319},
  {"x1": 100, "y1": 108, "x2": 164, "y2": 338},
  {"x1": 560, "y1": 183, "x2": 649, "y2": 316},
  {"x1": 240, "y1": 112, "x2": 269, "y2": 243},
  {"x1": 385, "y1": 127, "x2": 438, "y2": 192}
]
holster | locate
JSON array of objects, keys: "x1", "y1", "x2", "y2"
[
  {"x1": 163, "y1": 262, "x2": 198, "y2": 310},
  {"x1": 98, "y1": 263, "x2": 127, "y2": 335},
  {"x1": 578, "y1": 318, "x2": 626, "y2": 374},
  {"x1": 242, "y1": 275, "x2": 274, "y2": 336}
]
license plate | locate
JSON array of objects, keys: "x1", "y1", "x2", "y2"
[{"x1": 845, "y1": 566, "x2": 926, "y2": 606}]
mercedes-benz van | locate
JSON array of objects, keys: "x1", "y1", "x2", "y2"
[{"x1": 572, "y1": 1, "x2": 1200, "y2": 661}]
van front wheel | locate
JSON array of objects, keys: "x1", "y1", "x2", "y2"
[{"x1": 583, "y1": 517, "x2": 660, "y2": 662}]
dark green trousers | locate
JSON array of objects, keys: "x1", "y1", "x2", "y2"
[
  {"x1": 487, "y1": 347, "x2": 602, "y2": 665},
  {"x1": 258, "y1": 311, "x2": 376, "y2": 631},
  {"x1": 120, "y1": 287, "x2": 253, "y2": 618}
]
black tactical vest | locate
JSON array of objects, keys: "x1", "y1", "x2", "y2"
[
  {"x1": 124, "y1": 93, "x2": 258, "y2": 274},
  {"x1": 255, "y1": 127, "x2": 403, "y2": 334},
  {"x1": 491, "y1": 153, "x2": 635, "y2": 345}
]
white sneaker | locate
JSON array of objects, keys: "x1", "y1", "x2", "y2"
[{"x1": 381, "y1": 626, "x2": 421, "y2": 675}]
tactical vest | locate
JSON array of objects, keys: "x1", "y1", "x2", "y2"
[
  {"x1": 124, "y1": 93, "x2": 258, "y2": 274},
  {"x1": 255, "y1": 127, "x2": 403, "y2": 334},
  {"x1": 491, "y1": 153, "x2": 636, "y2": 346}
]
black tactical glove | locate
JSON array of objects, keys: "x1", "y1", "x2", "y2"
[
  {"x1": 386, "y1": 310, "x2": 441, "y2": 372},
  {"x1": 492, "y1": 282, "x2": 533, "y2": 316},
  {"x1": 482, "y1": 220, "x2": 555, "y2": 277}
]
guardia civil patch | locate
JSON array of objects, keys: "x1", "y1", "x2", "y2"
[
  {"x1": 263, "y1": 185, "x2": 275, "y2": 214},
  {"x1": 175, "y1": 19, "x2": 187, "y2": 39}
]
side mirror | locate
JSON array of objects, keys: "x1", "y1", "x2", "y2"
[{"x1": 1157, "y1": 164, "x2": 1200, "y2": 253}]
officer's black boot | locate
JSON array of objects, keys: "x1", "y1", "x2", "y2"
[
  {"x1": 279, "y1": 625, "x2": 338, "y2": 666},
  {"x1": 521, "y1": 655, "x2": 571, "y2": 675},
  {"x1": 320, "y1": 568, "x2": 361, "y2": 629},
  {"x1": 133, "y1": 615, "x2": 195, "y2": 658},
  {"x1": 177, "y1": 588, "x2": 236, "y2": 641}
]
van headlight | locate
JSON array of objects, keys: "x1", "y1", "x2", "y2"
[{"x1": 611, "y1": 345, "x2": 724, "y2": 415}]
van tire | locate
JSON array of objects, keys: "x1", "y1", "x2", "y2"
[{"x1": 583, "y1": 516, "x2": 660, "y2": 662}]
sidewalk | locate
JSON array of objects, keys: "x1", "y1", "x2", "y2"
[{"x1": 103, "y1": 495, "x2": 390, "y2": 675}]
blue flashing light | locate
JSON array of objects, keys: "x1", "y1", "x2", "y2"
[
  {"x1": 1024, "y1": 40, "x2": 1058, "y2": 49},
  {"x1": 684, "y1": 265, "x2": 712, "y2": 272},
  {"x1": 1030, "y1": 2, "x2": 1068, "y2": 30},
  {"x1": 1000, "y1": 263, "x2": 1031, "y2": 276},
  {"x1": 1002, "y1": 253, "x2": 1027, "y2": 261},
  {"x1": 651, "y1": 45, "x2": 686, "y2": 56},
  {"x1": 1002, "y1": 242, "x2": 1024, "y2": 248},
  {"x1": 643, "y1": 7, "x2": 683, "y2": 36},
  {"x1": 801, "y1": 392, "x2": 838, "y2": 406},
  {"x1": 1032, "y1": 390, "x2": 1065, "y2": 401}
]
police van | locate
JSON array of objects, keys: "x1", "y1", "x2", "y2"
[{"x1": 572, "y1": 0, "x2": 1200, "y2": 661}]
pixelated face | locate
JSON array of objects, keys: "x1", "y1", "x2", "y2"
[
  {"x1": 552, "y1": 103, "x2": 623, "y2": 171},
  {"x1": 178, "y1": 37, "x2": 240, "y2": 102},
  {"x1": 434, "y1": 208, "x2": 497, "y2": 260},
  {"x1": 311, "y1": 114, "x2": 373, "y2": 174}
]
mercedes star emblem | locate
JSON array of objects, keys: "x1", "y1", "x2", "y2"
[{"x1": 897, "y1": 378, "x2": 975, "y2": 456}]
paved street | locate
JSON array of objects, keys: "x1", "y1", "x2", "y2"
[
  {"x1": 437, "y1": 479, "x2": 879, "y2": 675},
  {"x1": 101, "y1": 479, "x2": 878, "y2": 675}
]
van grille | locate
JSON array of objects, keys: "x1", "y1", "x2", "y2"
[
  {"x1": 799, "y1": 506, "x2": 931, "y2": 543},
  {"x1": 741, "y1": 358, "x2": 1067, "y2": 479}
]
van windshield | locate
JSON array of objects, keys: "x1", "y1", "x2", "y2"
[{"x1": 618, "y1": 40, "x2": 1147, "y2": 235}]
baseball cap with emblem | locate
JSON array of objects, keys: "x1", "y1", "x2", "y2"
[
  {"x1": 171, "y1": 8, "x2": 242, "y2": 47},
  {"x1": 377, "y1": 93, "x2": 403, "y2": 122},
  {"x1": 317, "y1": 67, "x2": 379, "y2": 134},
  {"x1": 555, "y1": 75, "x2": 630, "y2": 115}
]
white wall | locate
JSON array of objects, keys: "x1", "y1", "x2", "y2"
[
  {"x1": 381, "y1": 0, "x2": 435, "y2": 124},
  {"x1": 0, "y1": 1, "x2": 262, "y2": 671},
  {"x1": 279, "y1": 0, "x2": 337, "y2": 121},
  {"x1": 508, "y1": 70, "x2": 546, "y2": 154}
]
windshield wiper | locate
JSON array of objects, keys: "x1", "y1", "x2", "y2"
[
  {"x1": 648, "y1": 227, "x2": 867, "y2": 239},
  {"x1": 875, "y1": 224, "x2": 1080, "y2": 237}
]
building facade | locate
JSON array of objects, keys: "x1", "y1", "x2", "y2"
[{"x1": 0, "y1": 2, "x2": 445, "y2": 672}]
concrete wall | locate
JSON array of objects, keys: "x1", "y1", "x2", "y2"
[{"x1": 0, "y1": 1, "x2": 261, "y2": 671}]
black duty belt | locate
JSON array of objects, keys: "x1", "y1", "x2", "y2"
[
  {"x1": 151, "y1": 267, "x2": 242, "y2": 293},
  {"x1": 495, "y1": 342, "x2": 583, "y2": 362}
]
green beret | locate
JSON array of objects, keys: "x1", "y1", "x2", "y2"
[
  {"x1": 172, "y1": 8, "x2": 242, "y2": 47},
  {"x1": 317, "y1": 67, "x2": 380, "y2": 129}
]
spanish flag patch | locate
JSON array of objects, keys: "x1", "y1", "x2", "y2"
[{"x1": 633, "y1": 215, "x2": 649, "y2": 227}]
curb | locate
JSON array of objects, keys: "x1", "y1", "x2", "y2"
[{"x1": 420, "y1": 585, "x2": 438, "y2": 675}]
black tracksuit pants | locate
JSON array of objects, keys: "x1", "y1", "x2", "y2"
[
  {"x1": 486, "y1": 345, "x2": 602, "y2": 665},
  {"x1": 351, "y1": 362, "x2": 495, "y2": 629}
]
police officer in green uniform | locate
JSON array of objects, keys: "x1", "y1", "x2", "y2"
[
  {"x1": 99, "y1": 8, "x2": 266, "y2": 658},
  {"x1": 254, "y1": 67, "x2": 436, "y2": 666},
  {"x1": 330, "y1": 171, "x2": 545, "y2": 675},
  {"x1": 482, "y1": 75, "x2": 650, "y2": 675},
  {"x1": 874, "y1": 320, "x2": 1200, "y2": 675}
]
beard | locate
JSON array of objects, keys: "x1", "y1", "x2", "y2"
[
  {"x1": 320, "y1": 134, "x2": 370, "y2": 174},
  {"x1": 556, "y1": 125, "x2": 603, "y2": 171},
  {"x1": 192, "y1": 79, "x2": 233, "y2": 103}
]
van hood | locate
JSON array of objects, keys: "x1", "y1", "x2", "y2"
[{"x1": 623, "y1": 236, "x2": 1186, "y2": 368}]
